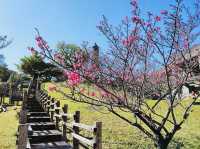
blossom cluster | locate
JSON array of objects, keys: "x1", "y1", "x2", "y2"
[
  {"x1": 35, "y1": 36, "x2": 49, "y2": 50},
  {"x1": 28, "y1": 47, "x2": 36, "y2": 55},
  {"x1": 48, "y1": 85, "x2": 57, "y2": 92},
  {"x1": 64, "y1": 71, "x2": 81, "y2": 86},
  {"x1": 54, "y1": 53, "x2": 65, "y2": 65}
]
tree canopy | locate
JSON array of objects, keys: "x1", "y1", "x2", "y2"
[
  {"x1": 0, "y1": 66, "x2": 12, "y2": 82},
  {"x1": 0, "y1": 35, "x2": 12, "y2": 82},
  {"x1": 18, "y1": 54, "x2": 62, "y2": 81}
]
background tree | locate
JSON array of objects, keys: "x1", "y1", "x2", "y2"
[
  {"x1": 0, "y1": 35, "x2": 11, "y2": 67},
  {"x1": 18, "y1": 54, "x2": 45, "y2": 78},
  {"x1": 0, "y1": 66, "x2": 12, "y2": 82},
  {"x1": 7, "y1": 72, "x2": 31, "y2": 90},
  {"x1": 18, "y1": 53, "x2": 62, "y2": 81},
  {"x1": 0, "y1": 34, "x2": 11, "y2": 105},
  {"x1": 31, "y1": 0, "x2": 200, "y2": 148},
  {"x1": 0, "y1": 34, "x2": 12, "y2": 82},
  {"x1": 56, "y1": 41, "x2": 89, "y2": 69}
]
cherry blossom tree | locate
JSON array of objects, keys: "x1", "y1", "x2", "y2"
[{"x1": 30, "y1": 0, "x2": 200, "y2": 148}]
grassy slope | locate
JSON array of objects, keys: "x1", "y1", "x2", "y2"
[
  {"x1": 45, "y1": 83, "x2": 200, "y2": 149},
  {"x1": 0, "y1": 98, "x2": 20, "y2": 149}
]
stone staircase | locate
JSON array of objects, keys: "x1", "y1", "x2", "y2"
[
  {"x1": 17, "y1": 79, "x2": 102, "y2": 149},
  {"x1": 26, "y1": 96, "x2": 72, "y2": 149}
]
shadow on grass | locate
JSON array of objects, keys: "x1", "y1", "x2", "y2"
[{"x1": 169, "y1": 135, "x2": 200, "y2": 149}]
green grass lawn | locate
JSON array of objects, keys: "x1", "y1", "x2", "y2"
[
  {"x1": 0, "y1": 98, "x2": 20, "y2": 149},
  {"x1": 44, "y1": 82, "x2": 200, "y2": 149},
  {"x1": 0, "y1": 83, "x2": 198, "y2": 149}
]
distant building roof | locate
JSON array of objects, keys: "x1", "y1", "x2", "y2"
[
  {"x1": 175, "y1": 44, "x2": 200, "y2": 65},
  {"x1": 184, "y1": 44, "x2": 200, "y2": 59}
]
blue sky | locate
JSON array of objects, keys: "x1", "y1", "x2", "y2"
[{"x1": 0, "y1": 0, "x2": 195, "y2": 71}]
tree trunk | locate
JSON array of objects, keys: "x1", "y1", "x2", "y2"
[
  {"x1": 2, "y1": 96, "x2": 5, "y2": 104},
  {"x1": 156, "y1": 138, "x2": 171, "y2": 149},
  {"x1": 0, "y1": 96, "x2": 2, "y2": 105}
]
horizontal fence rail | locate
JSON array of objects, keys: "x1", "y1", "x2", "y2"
[{"x1": 36, "y1": 84, "x2": 102, "y2": 149}]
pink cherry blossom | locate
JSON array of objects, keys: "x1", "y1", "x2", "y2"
[
  {"x1": 132, "y1": 16, "x2": 141, "y2": 23},
  {"x1": 122, "y1": 35, "x2": 138, "y2": 47},
  {"x1": 145, "y1": 22, "x2": 152, "y2": 27},
  {"x1": 160, "y1": 10, "x2": 168, "y2": 15},
  {"x1": 28, "y1": 47, "x2": 36, "y2": 55},
  {"x1": 100, "y1": 90, "x2": 108, "y2": 98},
  {"x1": 91, "y1": 92, "x2": 96, "y2": 97},
  {"x1": 48, "y1": 85, "x2": 57, "y2": 92},
  {"x1": 154, "y1": 27, "x2": 161, "y2": 32},
  {"x1": 63, "y1": 70, "x2": 68, "y2": 78},
  {"x1": 183, "y1": 39, "x2": 189, "y2": 49},
  {"x1": 67, "y1": 71, "x2": 81, "y2": 86},
  {"x1": 155, "y1": 16, "x2": 161, "y2": 22},
  {"x1": 35, "y1": 36, "x2": 43, "y2": 42},
  {"x1": 147, "y1": 31, "x2": 153, "y2": 40},
  {"x1": 73, "y1": 63, "x2": 82, "y2": 69},
  {"x1": 35, "y1": 35, "x2": 49, "y2": 50},
  {"x1": 80, "y1": 88, "x2": 85, "y2": 93},
  {"x1": 54, "y1": 53, "x2": 65, "y2": 65},
  {"x1": 130, "y1": 0, "x2": 137, "y2": 6}
]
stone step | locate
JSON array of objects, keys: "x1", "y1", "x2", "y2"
[
  {"x1": 29, "y1": 122, "x2": 56, "y2": 130},
  {"x1": 27, "y1": 103, "x2": 41, "y2": 105},
  {"x1": 27, "y1": 107, "x2": 43, "y2": 111},
  {"x1": 27, "y1": 101, "x2": 40, "y2": 104},
  {"x1": 27, "y1": 98, "x2": 39, "y2": 101},
  {"x1": 28, "y1": 109, "x2": 44, "y2": 113},
  {"x1": 28, "y1": 109, "x2": 44, "y2": 112},
  {"x1": 28, "y1": 112, "x2": 49, "y2": 117},
  {"x1": 29, "y1": 130, "x2": 63, "y2": 143},
  {"x1": 27, "y1": 104, "x2": 41, "y2": 108},
  {"x1": 27, "y1": 106, "x2": 44, "y2": 110},
  {"x1": 27, "y1": 101, "x2": 40, "y2": 105},
  {"x1": 27, "y1": 100, "x2": 40, "y2": 105},
  {"x1": 31, "y1": 141, "x2": 72, "y2": 149},
  {"x1": 27, "y1": 106, "x2": 41, "y2": 109},
  {"x1": 28, "y1": 94, "x2": 35, "y2": 98},
  {"x1": 28, "y1": 116, "x2": 51, "y2": 122}
]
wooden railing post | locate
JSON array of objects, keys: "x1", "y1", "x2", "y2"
[
  {"x1": 41, "y1": 92, "x2": 46, "y2": 104},
  {"x1": 39, "y1": 92, "x2": 43, "y2": 104},
  {"x1": 19, "y1": 91, "x2": 28, "y2": 124},
  {"x1": 50, "y1": 98, "x2": 55, "y2": 121},
  {"x1": 42, "y1": 94, "x2": 46, "y2": 109},
  {"x1": 43, "y1": 96, "x2": 48, "y2": 112},
  {"x1": 17, "y1": 124, "x2": 28, "y2": 149},
  {"x1": 55, "y1": 101, "x2": 60, "y2": 129},
  {"x1": 94, "y1": 122, "x2": 102, "y2": 149},
  {"x1": 41, "y1": 93, "x2": 47, "y2": 110},
  {"x1": 19, "y1": 110, "x2": 27, "y2": 124},
  {"x1": 36, "y1": 77, "x2": 41, "y2": 91},
  {"x1": 22, "y1": 91, "x2": 28, "y2": 110},
  {"x1": 38, "y1": 91, "x2": 41, "y2": 102},
  {"x1": 46, "y1": 96, "x2": 51, "y2": 113},
  {"x1": 62, "y1": 104, "x2": 68, "y2": 141},
  {"x1": 73, "y1": 111, "x2": 80, "y2": 149},
  {"x1": 35, "y1": 89, "x2": 38, "y2": 100}
]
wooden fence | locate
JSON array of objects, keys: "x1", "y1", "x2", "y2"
[
  {"x1": 36, "y1": 89, "x2": 102, "y2": 149},
  {"x1": 17, "y1": 90, "x2": 30, "y2": 149}
]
